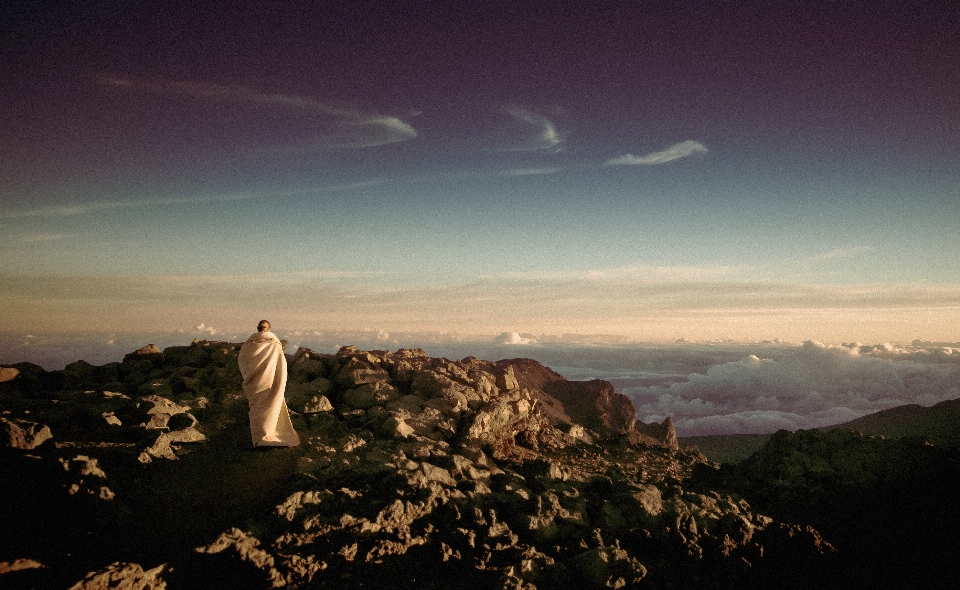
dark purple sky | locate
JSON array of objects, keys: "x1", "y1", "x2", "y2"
[{"x1": 2, "y1": 1, "x2": 959, "y2": 343}]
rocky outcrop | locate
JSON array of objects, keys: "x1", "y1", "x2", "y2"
[
  {"x1": 67, "y1": 562, "x2": 167, "y2": 590},
  {"x1": 1, "y1": 342, "x2": 841, "y2": 589},
  {"x1": 636, "y1": 417, "x2": 679, "y2": 451},
  {"x1": 2, "y1": 417, "x2": 52, "y2": 450},
  {"x1": 543, "y1": 379, "x2": 638, "y2": 437}
]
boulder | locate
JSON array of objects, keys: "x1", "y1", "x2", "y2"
[
  {"x1": 303, "y1": 395, "x2": 334, "y2": 414},
  {"x1": 123, "y1": 344, "x2": 163, "y2": 362},
  {"x1": 0, "y1": 367, "x2": 20, "y2": 383},
  {"x1": 2, "y1": 417, "x2": 52, "y2": 449},
  {"x1": 138, "y1": 427, "x2": 206, "y2": 463},
  {"x1": 334, "y1": 358, "x2": 390, "y2": 388},
  {"x1": 343, "y1": 381, "x2": 398, "y2": 409}
]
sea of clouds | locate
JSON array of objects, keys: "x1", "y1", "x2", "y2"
[
  {"x1": 620, "y1": 341, "x2": 960, "y2": 435},
  {"x1": 3, "y1": 329, "x2": 959, "y2": 437}
]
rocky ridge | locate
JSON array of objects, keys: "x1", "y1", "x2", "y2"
[{"x1": 2, "y1": 341, "x2": 834, "y2": 589}]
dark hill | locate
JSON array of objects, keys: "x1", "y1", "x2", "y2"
[
  {"x1": 822, "y1": 398, "x2": 960, "y2": 447},
  {"x1": 682, "y1": 397, "x2": 960, "y2": 465}
]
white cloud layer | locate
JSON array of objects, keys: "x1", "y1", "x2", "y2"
[
  {"x1": 626, "y1": 340, "x2": 960, "y2": 435},
  {"x1": 495, "y1": 332, "x2": 538, "y2": 345},
  {"x1": 605, "y1": 140, "x2": 708, "y2": 166}
]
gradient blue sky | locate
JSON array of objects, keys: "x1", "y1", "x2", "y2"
[{"x1": 2, "y1": 1, "x2": 959, "y2": 345}]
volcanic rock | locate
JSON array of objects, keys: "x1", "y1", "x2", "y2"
[
  {"x1": 67, "y1": 561, "x2": 167, "y2": 590},
  {"x1": 2, "y1": 417, "x2": 53, "y2": 450},
  {"x1": 636, "y1": 417, "x2": 679, "y2": 451},
  {"x1": 0, "y1": 367, "x2": 20, "y2": 383},
  {"x1": 0, "y1": 342, "x2": 852, "y2": 589}
]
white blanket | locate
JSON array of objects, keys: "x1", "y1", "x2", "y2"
[{"x1": 237, "y1": 331, "x2": 300, "y2": 447}]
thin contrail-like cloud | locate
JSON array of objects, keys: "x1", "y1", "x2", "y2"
[
  {"x1": 98, "y1": 75, "x2": 417, "y2": 148},
  {"x1": 20, "y1": 233, "x2": 74, "y2": 242},
  {"x1": 0, "y1": 181, "x2": 387, "y2": 219},
  {"x1": 504, "y1": 106, "x2": 562, "y2": 151},
  {"x1": 800, "y1": 246, "x2": 875, "y2": 264},
  {"x1": 605, "y1": 140, "x2": 708, "y2": 166},
  {"x1": 499, "y1": 167, "x2": 560, "y2": 177}
]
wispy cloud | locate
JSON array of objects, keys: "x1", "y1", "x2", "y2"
[
  {"x1": 504, "y1": 106, "x2": 562, "y2": 151},
  {"x1": 98, "y1": 75, "x2": 417, "y2": 149},
  {"x1": 605, "y1": 140, "x2": 708, "y2": 166},
  {"x1": 797, "y1": 246, "x2": 875, "y2": 268},
  {"x1": 0, "y1": 180, "x2": 387, "y2": 219},
  {"x1": 497, "y1": 265, "x2": 746, "y2": 282},
  {"x1": 499, "y1": 167, "x2": 561, "y2": 177},
  {"x1": 21, "y1": 233, "x2": 74, "y2": 242}
]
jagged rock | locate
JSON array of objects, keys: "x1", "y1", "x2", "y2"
[
  {"x1": 0, "y1": 558, "x2": 44, "y2": 574},
  {"x1": 2, "y1": 417, "x2": 52, "y2": 449},
  {"x1": 187, "y1": 528, "x2": 285, "y2": 587},
  {"x1": 0, "y1": 343, "x2": 853, "y2": 590},
  {"x1": 140, "y1": 394, "x2": 188, "y2": 416},
  {"x1": 137, "y1": 427, "x2": 206, "y2": 463},
  {"x1": 334, "y1": 357, "x2": 391, "y2": 388},
  {"x1": 381, "y1": 415, "x2": 415, "y2": 438},
  {"x1": 496, "y1": 365, "x2": 520, "y2": 391},
  {"x1": 545, "y1": 379, "x2": 637, "y2": 436},
  {"x1": 571, "y1": 545, "x2": 647, "y2": 589},
  {"x1": 289, "y1": 350, "x2": 329, "y2": 382},
  {"x1": 67, "y1": 561, "x2": 167, "y2": 590},
  {"x1": 636, "y1": 417, "x2": 679, "y2": 451},
  {"x1": 343, "y1": 381, "x2": 398, "y2": 409},
  {"x1": 303, "y1": 395, "x2": 334, "y2": 414}
]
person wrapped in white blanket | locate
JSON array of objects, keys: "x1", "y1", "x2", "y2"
[{"x1": 237, "y1": 320, "x2": 300, "y2": 447}]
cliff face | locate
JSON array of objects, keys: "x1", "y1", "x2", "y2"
[{"x1": 1, "y1": 342, "x2": 834, "y2": 589}]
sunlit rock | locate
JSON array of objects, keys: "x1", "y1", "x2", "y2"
[{"x1": 2, "y1": 417, "x2": 52, "y2": 450}]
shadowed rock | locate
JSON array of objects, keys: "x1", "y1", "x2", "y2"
[{"x1": 0, "y1": 342, "x2": 877, "y2": 590}]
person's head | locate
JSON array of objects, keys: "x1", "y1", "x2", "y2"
[{"x1": 257, "y1": 320, "x2": 271, "y2": 333}]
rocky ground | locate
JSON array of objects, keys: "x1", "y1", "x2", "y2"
[{"x1": 2, "y1": 340, "x2": 948, "y2": 589}]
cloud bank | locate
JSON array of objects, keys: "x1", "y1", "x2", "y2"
[
  {"x1": 626, "y1": 341, "x2": 960, "y2": 435},
  {"x1": 5, "y1": 269, "x2": 960, "y2": 345},
  {"x1": 606, "y1": 140, "x2": 708, "y2": 166},
  {"x1": 495, "y1": 332, "x2": 538, "y2": 345}
]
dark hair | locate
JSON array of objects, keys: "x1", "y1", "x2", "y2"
[{"x1": 257, "y1": 320, "x2": 271, "y2": 332}]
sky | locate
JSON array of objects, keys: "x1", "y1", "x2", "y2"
[{"x1": 2, "y1": 0, "x2": 960, "y2": 349}]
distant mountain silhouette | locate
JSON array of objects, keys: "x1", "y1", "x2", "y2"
[
  {"x1": 679, "y1": 434, "x2": 773, "y2": 464},
  {"x1": 682, "y1": 398, "x2": 960, "y2": 465},
  {"x1": 822, "y1": 398, "x2": 960, "y2": 447}
]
